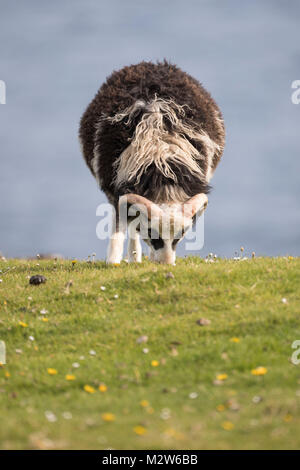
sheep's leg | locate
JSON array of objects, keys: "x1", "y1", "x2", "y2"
[
  {"x1": 106, "y1": 211, "x2": 126, "y2": 264},
  {"x1": 148, "y1": 246, "x2": 155, "y2": 261},
  {"x1": 127, "y1": 229, "x2": 142, "y2": 263}
]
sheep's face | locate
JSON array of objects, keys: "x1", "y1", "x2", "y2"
[
  {"x1": 141, "y1": 208, "x2": 192, "y2": 265},
  {"x1": 121, "y1": 193, "x2": 208, "y2": 264}
]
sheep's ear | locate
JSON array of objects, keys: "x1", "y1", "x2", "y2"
[
  {"x1": 182, "y1": 194, "x2": 208, "y2": 218},
  {"x1": 119, "y1": 194, "x2": 162, "y2": 219}
]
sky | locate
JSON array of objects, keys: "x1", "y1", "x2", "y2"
[{"x1": 0, "y1": 0, "x2": 299, "y2": 259}]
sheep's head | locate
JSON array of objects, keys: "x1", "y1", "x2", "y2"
[{"x1": 119, "y1": 193, "x2": 208, "y2": 264}]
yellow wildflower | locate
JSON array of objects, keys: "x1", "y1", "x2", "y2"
[
  {"x1": 101, "y1": 413, "x2": 115, "y2": 422},
  {"x1": 216, "y1": 404, "x2": 225, "y2": 412},
  {"x1": 151, "y1": 360, "x2": 159, "y2": 367},
  {"x1": 146, "y1": 407, "x2": 154, "y2": 414},
  {"x1": 99, "y1": 384, "x2": 107, "y2": 392},
  {"x1": 283, "y1": 414, "x2": 293, "y2": 422},
  {"x1": 5, "y1": 371, "x2": 11, "y2": 378},
  {"x1": 66, "y1": 374, "x2": 76, "y2": 381},
  {"x1": 47, "y1": 368, "x2": 57, "y2": 375},
  {"x1": 216, "y1": 373, "x2": 228, "y2": 381},
  {"x1": 133, "y1": 425, "x2": 147, "y2": 435},
  {"x1": 84, "y1": 385, "x2": 95, "y2": 393},
  {"x1": 19, "y1": 321, "x2": 28, "y2": 328},
  {"x1": 251, "y1": 366, "x2": 267, "y2": 376},
  {"x1": 42, "y1": 318, "x2": 49, "y2": 322},
  {"x1": 230, "y1": 337, "x2": 240, "y2": 343},
  {"x1": 140, "y1": 400, "x2": 149, "y2": 407},
  {"x1": 222, "y1": 421, "x2": 234, "y2": 431}
]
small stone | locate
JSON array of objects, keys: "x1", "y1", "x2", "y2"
[
  {"x1": 213, "y1": 379, "x2": 223, "y2": 386},
  {"x1": 160, "y1": 408, "x2": 171, "y2": 420},
  {"x1": 137, "y1": 335, "x2": 148, "y2": 344},
  {"x1": 29, "y1": 275, "x2": 47, "y2": 285},
  {"x1": 165, "y1": 272, "x2": 174, "y2": 279},
  {"x1": 196, "y1": 318, "x2": 211, "y2": 326},
  {"x1": 227, "y1": 399, "x2": 240, "y2": 411},
  {"x1": 45, "y1": 411, "x2": 57, "y2": 423},
  {"x1": 252, "y1": 395, "x2": 262, "y2": 404}
]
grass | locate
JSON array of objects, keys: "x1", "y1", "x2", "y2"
[{"x1": 0, "y1": 256, "x2": 300, "y2": 450}]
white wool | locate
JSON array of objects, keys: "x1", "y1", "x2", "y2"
[{"x1": 105, "y1": 96, "x2": 220, "y2": 188}]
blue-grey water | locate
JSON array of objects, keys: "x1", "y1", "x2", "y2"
[{"x1": 0, "y1": 0, "x2": 299, "y2": 259}]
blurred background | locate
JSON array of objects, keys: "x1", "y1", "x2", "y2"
[{"x1": 0, "y1": 0, "x2": 299, "y2": 260}]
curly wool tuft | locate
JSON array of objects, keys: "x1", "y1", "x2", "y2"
[{"x1": 105, "y1": 97, "x2": 220, "y2": 189}]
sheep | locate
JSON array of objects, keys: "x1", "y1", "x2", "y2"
[{"x1": 79, "y1": 61, "x2": 225, "y2": 264}]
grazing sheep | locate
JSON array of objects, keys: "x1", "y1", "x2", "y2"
[{"x1": 79, "y1": 61, "x2": 225, "y2": 264}]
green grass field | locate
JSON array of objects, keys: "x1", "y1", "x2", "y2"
[{"x1": 0, "y1": 256, "x2": 300, "y2": 450}]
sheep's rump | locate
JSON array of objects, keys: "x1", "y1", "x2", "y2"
[{"x1": 79, "y1": 61, "x2": 225, "y2": 205}]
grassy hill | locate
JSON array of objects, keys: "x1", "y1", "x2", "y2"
[{"x1": 0, "y1": 256, "x2": 300, "y2": 450}]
